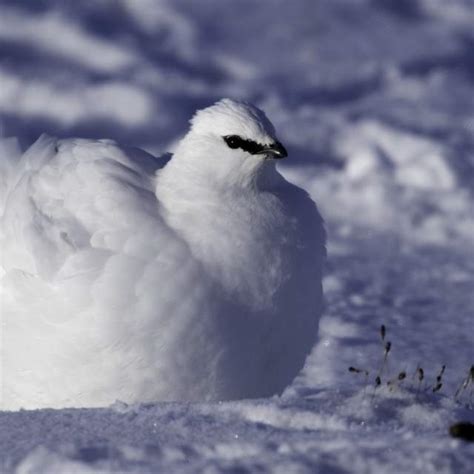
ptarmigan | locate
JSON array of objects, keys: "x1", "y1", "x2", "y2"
[{"x1": 0, "y1": 99, "x2": 325, "y2": 410}]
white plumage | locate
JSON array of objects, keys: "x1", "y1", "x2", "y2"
[{"x1": 0, "y1": 99, "x2": 325, "y2": 410}]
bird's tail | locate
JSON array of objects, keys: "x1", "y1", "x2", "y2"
[
  {"x1": 0, "y1": 134, "x2": 57, "y2": 215},
  {"x1": 0, "y1": 136, "x2": 22, "y2": 216}
]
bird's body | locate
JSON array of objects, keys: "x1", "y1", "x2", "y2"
[{"x1": 0, "y1": 99, "x2": 325, "y2": 410}]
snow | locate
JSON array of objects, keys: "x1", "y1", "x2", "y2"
[{"x1": 1, "y1": 0, "x2": 474, "y2": 472}]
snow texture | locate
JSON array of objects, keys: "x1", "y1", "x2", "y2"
[{"x1": 1, "y1": 0, "x2": 474, "y2": 472}]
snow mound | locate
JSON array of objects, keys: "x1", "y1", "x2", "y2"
[{"x1": 284, "y1": 119, "x2": 474, "y2": 246}]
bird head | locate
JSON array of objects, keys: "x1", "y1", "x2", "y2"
[
  {"x1": 188, "y1": 98, "x2": 287, "y2": 161},
  {"x1": 167, "y1": 99, "x2": 288, "y2": 189}
]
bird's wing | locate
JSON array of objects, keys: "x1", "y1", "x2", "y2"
[
  {"x1": 0, "y1": 135, "x2": 174, "y2": 278},
  {"x1": 0, "y1": 136, "x2": 221, "y2": 407}
]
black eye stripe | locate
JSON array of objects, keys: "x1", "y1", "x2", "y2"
[{"x1": 223, "y1": 135, "x2": 266, "y2": 154}]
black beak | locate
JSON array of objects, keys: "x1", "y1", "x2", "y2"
[{"x1": 257, "y1": 141, "x2": 288, "y2": 159}]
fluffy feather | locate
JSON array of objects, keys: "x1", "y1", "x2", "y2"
[{"x1": 0, "y1": 99, "x2": 325, "y2": 410}]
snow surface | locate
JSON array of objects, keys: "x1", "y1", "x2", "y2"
[{"x1": 1, "y1": 0, "x2": 474, "y2": 472}]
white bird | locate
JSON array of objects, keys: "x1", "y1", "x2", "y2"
[{"x1": 0, "y1": 99, "x2": 325, "y2": 410}]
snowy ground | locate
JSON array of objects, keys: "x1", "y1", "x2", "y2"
[{"x1": 1, "y1": 0, "x2": 474, "y2": 472}]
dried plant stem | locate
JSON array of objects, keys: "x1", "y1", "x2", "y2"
[
  {"x1": 371, "y1": 376, "x2": 381, "y2": 401},
  {"x1": 455, "y1": 365, "x2": 474, "y2": 402},
  {"x1": 377, "y1": 341, "x2": 391, "y2": 379}
]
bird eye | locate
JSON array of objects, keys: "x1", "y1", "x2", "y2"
[{"x1": 223, "y1": 135, "x2": 241, "y2": 149}]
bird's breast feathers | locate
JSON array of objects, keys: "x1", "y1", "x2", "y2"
[{"x1": 155, "y1": 181, "x2": 317, "y2": 311}]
